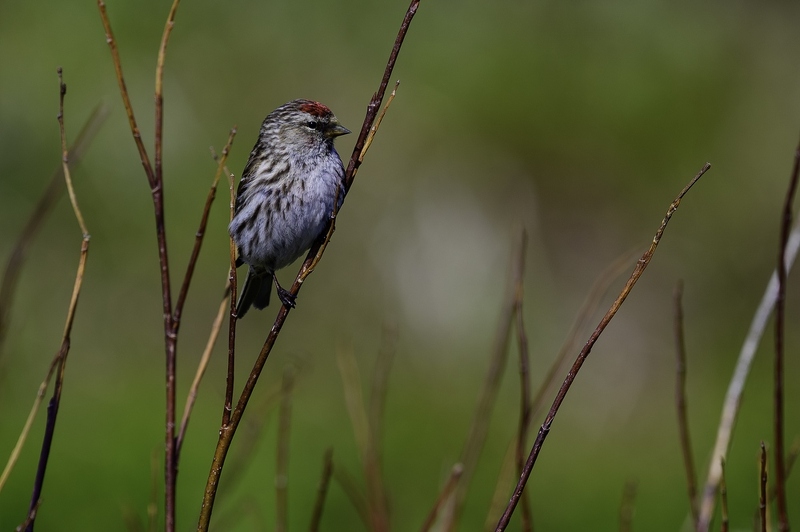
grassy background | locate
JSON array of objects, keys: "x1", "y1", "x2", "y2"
[{"x1": 2, "y1": 0, "x2": 800, "y2": 529}]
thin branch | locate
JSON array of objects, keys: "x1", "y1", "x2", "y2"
[
  {"x1": 173, "y1": 129, "x2": 236, "y2": 330},
  {"x1": 697, "y1": 186, "x2": 800, "y2": 532},
  {"x1": 619, "y1": 479, "x2": 638, "y2": 532},
  {"x1": 420, "y1": 464, "x2": 464, "y2": 532},
  {"x1": 773, "y1": 136, "x2": 799, "y2": 532},
  {"x1": 760, "y1": 442, "x2": 768, "y2": 532},
  {"x1": 484, "y1": 247, "x2": 635, "y2": 529},
  {"x1": 196, "y1": 2, "x2": 421, "y2": 528},
  {"x1": 0, "y1": 103, "x2": 107, "y2": 358},
  {"x1": 674, "y1": 280, "x2": 699, "y2": 528},
  {"x1": 720, "y1": 459, "x2": 728, "y2": 532},
  {"x1": 495, "y1": 163, "x2": 711, "y2": 531},
  {"x1": 512, "y1": 229, "x2": 532, "y2": 532},
  {"x1": 176, "y1": 281, "x2": 231, "y2": 455},
  {"x1": 308, "y1": 448, "x2": 334, "y2": 532},
  {"x1": 276, "y1": 365, "x2": 295, "y2": 532},
  {"x1": 23, "y1": 69, "x2": 91, "y2": 531},
  {"x1": 359, "y1": 81, "x2": 399, "y2": 163}
]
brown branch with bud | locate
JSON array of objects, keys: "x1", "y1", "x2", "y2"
[{"x1": 495, "y1": 163, "x2": 711, "y2": 531}]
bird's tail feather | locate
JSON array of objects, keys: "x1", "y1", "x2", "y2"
[{"x1": 236, "y1": 268, "x2": 271, "y2": 318}]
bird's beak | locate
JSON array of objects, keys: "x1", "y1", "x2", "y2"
[{"x1": 325, "y1": 123, "x2": 351, "y2": 138}]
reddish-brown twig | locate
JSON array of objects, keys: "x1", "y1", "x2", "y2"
[
  {"x1": 495, "y1": 163, "x2": 711, "y2": 531},
  {"x1": 773, "y1": 136, "x2": 799, "y2": 532},
  {"x1": 196, "y1": 2, "x2": 421, "y2": 529},
  {"x1": 308, "y1": 448, "x2": 334, "y2": 532},
  {"x1": 674, "y1": 280, "x2": 699, "y2": 527}
]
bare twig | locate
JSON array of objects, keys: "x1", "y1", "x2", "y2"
[
  {"x1": 276, "y1": 365, "x2": 295, "y2": 532},
  {"x1": 619, "y1": 479, "x2": 638, "y2": 532},
  {"x1": 697, "y1": 215, "x2": 800, "y2": 531},
  {"x1": 98, "y1": 1, "x2": 189, "y2": 528},
  {"x1": 153, "y1": 4, "x2": 181, "y2": 529},
  {"x1": 0, "y1": 103, "x2": 107, "y2": 358},
  {"x1": 22, "y1": 68, "x2": 92, "y2": 532},
  {"x1": 484, "y1": 248, "x2": 635, "y2": 528},
  {"x1": 674, "y1": 280, "x2": 698, "y2": 528},
  {"x1": 720, "y1": 459, "x2": 728, "y2": 532},
  {"x1": 760, "y1": 442, "x2": 768, "y2": 532},
  {"x1": 420, "y1": 464, "x2": 464, "y2": 532},
  {"x1": 495, "y1": 163, "x2": 711, "y2": 531},
  {"x1": 196, "y1": 2, "x2": 421, "y2": 528},
  {"x1": 773, "y1": 136, "x2": 799, "y2": 532},
  {"x1": 308, "y1": 448, "x2": 334, "y2": 532},
  {"x1": 359, "y1": 81, "x2": 399, "y2": 163}
]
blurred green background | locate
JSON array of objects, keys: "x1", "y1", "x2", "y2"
[{"x1": 2, "y1": 0, "x2": 800, "y2": 530}]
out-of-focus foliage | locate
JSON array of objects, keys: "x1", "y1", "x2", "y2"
[{"x1": 1, "y1": 1, "x2": 799, "y2": 530}]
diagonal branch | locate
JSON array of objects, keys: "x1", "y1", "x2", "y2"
[
  {"x1": 495, "y1": 163, "x2": 711, "y2": 531},
  {"x1": 22, "y1": 68, "x2": 92, "y2": 531},
  {"x1": 196, "y1": 2, "x2": 422, "y2": 529}
]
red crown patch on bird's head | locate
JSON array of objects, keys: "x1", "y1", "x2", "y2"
[{"x1": 298, "y1": 100, "x2": 332, "y2": 118}]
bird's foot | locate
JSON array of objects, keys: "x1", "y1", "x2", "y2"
[
  {"x1": 271, "y1": 273, "x2": 296, "y2": 308},
  {"x1": 276, "y1": 286, "x2": 296, "y2": 308}
]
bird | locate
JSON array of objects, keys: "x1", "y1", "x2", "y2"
[{"x1": 228, "y1": 99, "x2": 350, "y2": 317}]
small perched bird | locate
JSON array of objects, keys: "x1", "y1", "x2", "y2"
[{"x1": 229, "y1": 99, "x2": 350, "y2": 317}]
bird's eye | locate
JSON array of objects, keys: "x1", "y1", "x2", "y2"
[{"x1": 306, "y1": 121, "x2": 319, "y2": 130}]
